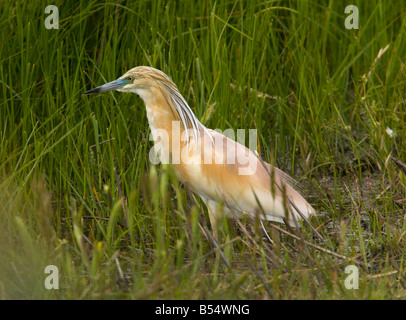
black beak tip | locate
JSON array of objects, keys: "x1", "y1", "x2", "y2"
[{"x1": 83, "y1": 87, "x2": 101, "y2": 95}]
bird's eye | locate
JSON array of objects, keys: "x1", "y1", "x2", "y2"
[{"x1": 127, "y1": 76, "x2": 135, "y2": 81}]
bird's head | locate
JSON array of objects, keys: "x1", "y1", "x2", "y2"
[
  {"x1": 84, "y1": 66, "x2": 209, "y2": 145},
  {"x1": 83, "y1": 66, "x2": 174, "y2": 102}
]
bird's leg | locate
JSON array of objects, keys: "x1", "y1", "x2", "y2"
[{"x1": 204, "y1": 199, "x2": 222, "y2": 240}]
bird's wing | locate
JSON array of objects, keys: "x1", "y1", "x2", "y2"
[{"x1": 175, "y1": 129, "x2": 315, "y2": 225}]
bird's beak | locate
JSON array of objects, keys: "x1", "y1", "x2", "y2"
[{"x1": 83, "y1": 78, "x2": 128, "y2": 95}]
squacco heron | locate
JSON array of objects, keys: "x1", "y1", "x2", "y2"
[{"x1": 84, "y1": 66, "x2": 316, "y2": 236}]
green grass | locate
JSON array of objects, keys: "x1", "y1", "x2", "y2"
[{"x1": 1, "y1": 0, "x2": 406, "y2": 299}]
